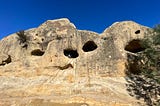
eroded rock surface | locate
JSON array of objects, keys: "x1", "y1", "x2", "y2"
[{"x1": 0, "y1": 18, "x2": 150, "y2": 106}]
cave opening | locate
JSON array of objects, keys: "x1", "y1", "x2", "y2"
[
  {"x1": 125, "y1": 39, "x2": 146, "y2": 74},
  {"x1": 135, "y1": 30, "x2": 140, "y2": 34},
  {"x1": 82, "y1": 41, "x2": 98, "y2": 52},
  {"x1": 125, "y1": 39, "x2": 145, "y2": 53},
  {"x1": 31, "y1": 49, "x2": 45, "y2": 56},
  {"x1": 64, "y1": 49, "x2": 79, "y2": 58}
]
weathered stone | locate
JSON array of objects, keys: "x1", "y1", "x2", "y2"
[{"x1": 0, "y1": 18, "x2": 150, "y2": 105}]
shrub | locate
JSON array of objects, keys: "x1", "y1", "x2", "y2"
[
  {"x1": 16, "y1": 30, "x2": 29, "y2": 48},
  {"x1": 126, "y1": 25, "x2": 160, "y2": 105}
]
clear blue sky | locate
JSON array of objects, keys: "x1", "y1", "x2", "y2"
[{"x1": 0, "y1": 0, "x2": 160, "y2": 39}]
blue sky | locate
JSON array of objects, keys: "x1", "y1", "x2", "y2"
[{"x1": 0, "y1": 0, "x2": 160, "y2": 39}]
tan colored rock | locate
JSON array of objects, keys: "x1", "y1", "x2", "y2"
[{"x1": 0, "y1": 18, "x2": 150, "y2": 105}]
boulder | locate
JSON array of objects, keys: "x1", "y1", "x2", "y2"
[{"x1": 0, "y1": 18, "x2": 150, "y2": 106}]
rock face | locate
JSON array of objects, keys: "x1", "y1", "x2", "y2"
[{"x1": 0, "y1": 18, "x2": 150, "y2": 106}]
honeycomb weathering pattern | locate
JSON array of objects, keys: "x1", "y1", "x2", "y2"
[{"x1": 0, "y1": 18, "x2": 150, "y2": 106}]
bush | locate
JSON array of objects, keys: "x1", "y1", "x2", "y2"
[
  {"x1": 126, "y1": 24, "x2": 160, "y2": 105},
  {"x1": 140, "y1": 25, "x2": 160, "y2": 83}
]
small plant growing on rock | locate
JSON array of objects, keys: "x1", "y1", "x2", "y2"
[{"x1": 16, "y1": 30, "x2": 29, "y2": 48}]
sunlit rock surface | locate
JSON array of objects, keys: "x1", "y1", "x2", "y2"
[{"x1": 0, "y1": 18, "x2": 150, "y2": 106}]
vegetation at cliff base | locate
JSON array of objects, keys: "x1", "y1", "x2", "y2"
[{"x1": 126, "y1": 24, "x2": 160, "y2": 106}]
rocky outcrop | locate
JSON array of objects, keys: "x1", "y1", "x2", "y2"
[{"x1": 0, "y1": 18, "x2": 150, "y2": 106}]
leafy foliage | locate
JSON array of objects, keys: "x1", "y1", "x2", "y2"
[
  {"x1": 153, "y1": 25, "x2": 160, "y2": 45},
  {"x1": 140, "y1": 25, "x2": 160, "y2": 83},
  {"x1": 126, "y1": 25, "x2": 160, "y2": 105}
]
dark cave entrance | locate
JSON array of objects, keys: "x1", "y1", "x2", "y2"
[
  {"x1": 31, "y1": 49, "x2": 45, "y2": 56},
  {"x1": 125, "y1": 39, "x2": 145, "y2": 53},
  {"x1": 125, "y1": 39, "x2": 146, "y2": 74},
  {"x1": 82, "y1": 41, "x2": 98, "y2": 52},
  {"x1": 135, "y1": 30, "x2": 140, "y2": 34},
  {"x1": 64, "y1": 49, "x2": 79, "y2": 58}
]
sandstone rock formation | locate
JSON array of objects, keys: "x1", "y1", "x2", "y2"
[{"x1": 0, "y1": 18, "x2": 150, "y2": 106}]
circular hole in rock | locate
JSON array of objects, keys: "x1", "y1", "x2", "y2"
[
  {"x1": 64, "y1": 49, "x2": 79, "y2": 58},
  {"x1": 135, "y1": 30, "x2": 140, "y2": 34},
  {"x1": 31, "y1": 49, "x2": 45, "y2": 56},
  {"x1": 41, "y1": 38, "x2": 44, "y2": 41},
  {"x1": 125, "y1": 39, "x2": 145, "y2": 53},
  {"x1": 82, "y1": 41, "x2": 98, "y2": 52}
]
